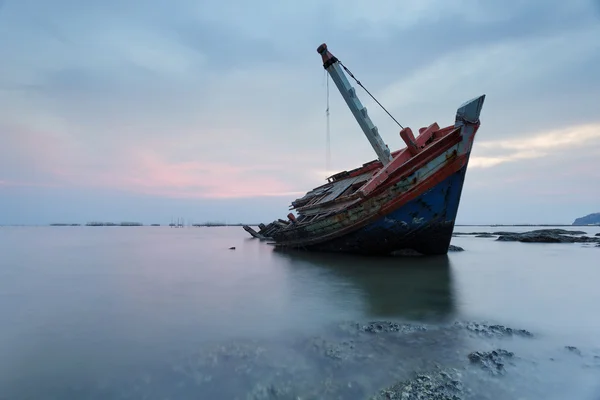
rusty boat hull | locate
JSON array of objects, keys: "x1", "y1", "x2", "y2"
[
  {"x1": 299, "y1": 163, "x2": 469, "y2": 255},
  {"x1": 244, "y1": 94, "x2": 485, "y2": 256}
]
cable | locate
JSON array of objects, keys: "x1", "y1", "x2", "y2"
[{"x1": 339, "y1": 61, "x2": 404, "y2": 129}]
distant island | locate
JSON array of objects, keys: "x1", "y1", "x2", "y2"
[
  {"x1": 50, "y1": 223, "x2": 81, "y2": 226},
  {"x1": 86, "y1": 222, "x2": 143, "y2": 226},
  {"x1": 572, "y1": 213, "x2": 600, "y2": 226}
]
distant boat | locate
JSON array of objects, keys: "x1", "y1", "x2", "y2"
[{"x1": 244, "y1": 44, "x2": 486, "y2": 256}]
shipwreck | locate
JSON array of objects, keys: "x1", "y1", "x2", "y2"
[{"x1": 243, "y1": 44, "x2": 486, "y2": 256}]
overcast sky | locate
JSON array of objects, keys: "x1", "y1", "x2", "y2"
[{"x1": 1, "y1": 0, "x2": 599, "y2": 225}]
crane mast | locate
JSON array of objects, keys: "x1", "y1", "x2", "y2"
[{"x1": 317, "y1": 43, "x2": 393, "y2": 165}]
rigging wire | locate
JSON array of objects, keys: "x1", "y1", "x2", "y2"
[
  {"x1": 325, "y1": 72, "x2": 331, "y2": 177},
  {"x1": 338, "y1": 61, "x2": 404, "y2": 130}
]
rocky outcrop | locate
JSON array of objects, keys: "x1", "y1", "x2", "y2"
[
  {"x1": 573, "y1": 213, "x2": 600, "y2": 226},
  {"x1": 454, "y1": 321, "x2": 533, "y2": 338},
  {"x1": 454, "y1": 229, "x2": 600, "y2": 244},
  {"x1": 468, "y1": 349, "x2": 514, "y2": 375},
  {"x1": 370, "y1": 368, "x2": 463, "y2": 400},
  {"x1": 358, "y1": 321, "x2": 428, "y2": 334},
  {"x1": 496, "y1": 229, "x2": 598, "y2": 243},
  {"x1": 455, "y1": 229, "x2": 586, "y2": 236},
  {"x1": 475, "y1": 233, "x2": 496, "y2": 238}
]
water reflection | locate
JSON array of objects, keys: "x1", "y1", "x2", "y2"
[{"x1": 272, "y1": 249, "x2": 456, "y2": 322}]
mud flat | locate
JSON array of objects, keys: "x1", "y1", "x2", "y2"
[{"x1": 97, "y1": 320, "x2": 600, "y2": 400}]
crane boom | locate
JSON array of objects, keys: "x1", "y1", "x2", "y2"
[{"x1": 317, "y1": 43, "x2": 393, "y2": 165}]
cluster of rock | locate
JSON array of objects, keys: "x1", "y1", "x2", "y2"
[
  {"x1": 358, "y1": 321, "x2": 428, "y2": 334},
  {"x1": 497, "y1": 230, "x2": 598, "y2": 244},
  {"x1": 448, "y1": 245, "x2": 465, "y2": 252},
  {"x1": 454, "y1": 321, "x2": 533, "y2": 338},
  {"x1": 467, "y1": 349, "x2": 514, "y2": 375},
  {"x1": 370, "y1": 368, "x2": 463, "y2": 400},
  {"x1": 454, "y1": 229, "x2": 600, "y2": 245},
  {"x1": 100, "y1": 319, "x2": 600, "y2": 400}
]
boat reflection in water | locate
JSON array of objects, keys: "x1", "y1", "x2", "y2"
[{"x1": 272, "y1": 248, "x2": 456, "y2": 323}]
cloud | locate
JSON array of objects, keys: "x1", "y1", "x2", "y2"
[
  {"x1": 0, "y1": 120, "x2": 312, "y2": 199},
  {"x1": 1, "y1": 0, "x2": 600, "y2": 223},
  {"x1": 469, "y1": 152, "x2": 543, "y2": 169},
  {"x1": 470, "y1": 123, "x2": 600, "y2": 168},
  {"x1": 459, "y1": 151, "x2": 600, "y2": 224},
  {"x1": 52, "y1": 149, "x2": 308, "y2": 199},
  {"x1": 0, "y1": 180, "x2": 60, "y2": 188},
  {"x1": 376, "y1": 26, "x2": 600, "y2": 135},
  {"x1": 458, "y1": 123, "x2": 600, "y2": 224}
]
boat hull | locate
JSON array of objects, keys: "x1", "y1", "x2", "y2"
[
  {"x1": 244, "y1": 94, "x2": 485, "y2": 256},
  {"x1": 268, "y1": 127, "x2": 474, "y2": 255},
  {"x1": 304, "y1": 163, "x2": 468, "y2": 255}
]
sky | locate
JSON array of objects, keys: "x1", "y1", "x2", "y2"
[{"x1": 1, "y1": 0, "x2": 599, "y2": 225}]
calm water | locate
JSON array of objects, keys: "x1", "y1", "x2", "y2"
[{"x1": 0, "y1": 226, "x2": 599, "y2": 399}]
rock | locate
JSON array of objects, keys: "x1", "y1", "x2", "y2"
[
  {"x1": 306, "y1": 337, "x2": 355, "y2": 361},
  {"x1": 229, "y1": 246, "x2": 236, "y2": 250},
  {"x1": 448, "y1": 245, "x2": 464, "y2": 252},
  {"x1": 540, "y1": 229, "x2": 586, "y2": 235},
  {"x1": 573, "y1": 212, "x2": 600, "y2": 225},
  {"x1": 358, "y1": 321, "x2": 428, "y2": 334},
  {"x1": 495, "y1": 229, "x2": 586, "y2": 236},
  {"x1": 457, "y1": 229, "x2": 590, "y2": 242},
  {"x1": 596, "y1": 233, "x2": 600, "y2": 237},
  {"x1": 565, "y1": 346, "x2": 582, "y2": 356},
  {"x1": 468, "y1": 349, "x2": 514, "y2": 375},
  {"x1": 491, "y1": 231, "x2": 517, "y2": 236},
  {"x1": 369, "y1": 368, "x2": 463, "y2": 400},
  {"x1": 496, "y1": 229, "x2": 598, "y2": 244},
  {"x1": 455, "y1": 321, "x2": 533, "y2": 338}
]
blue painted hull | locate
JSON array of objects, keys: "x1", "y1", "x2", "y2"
[{"x1": 306, "y1": 164, "x2": 468, "y2": 255}]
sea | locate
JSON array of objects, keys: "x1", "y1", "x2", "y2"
[{"x1": 0, "y1": 225, "x2": 599, "y2": 399}]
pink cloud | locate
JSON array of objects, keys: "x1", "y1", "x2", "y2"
[
  {"x1": 2, "y1": 122, "x2": 321, "y2": 199},
  {"x1": 0, "y1": 180, "x2": 61, "y2": 188},
  {"x1": 49, "y1": 148, "x2": 307, "y2": 198}
]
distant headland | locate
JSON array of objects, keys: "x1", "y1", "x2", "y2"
[{"x1": 572, "y1": 213, "x2": 600, "y2": 226}]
